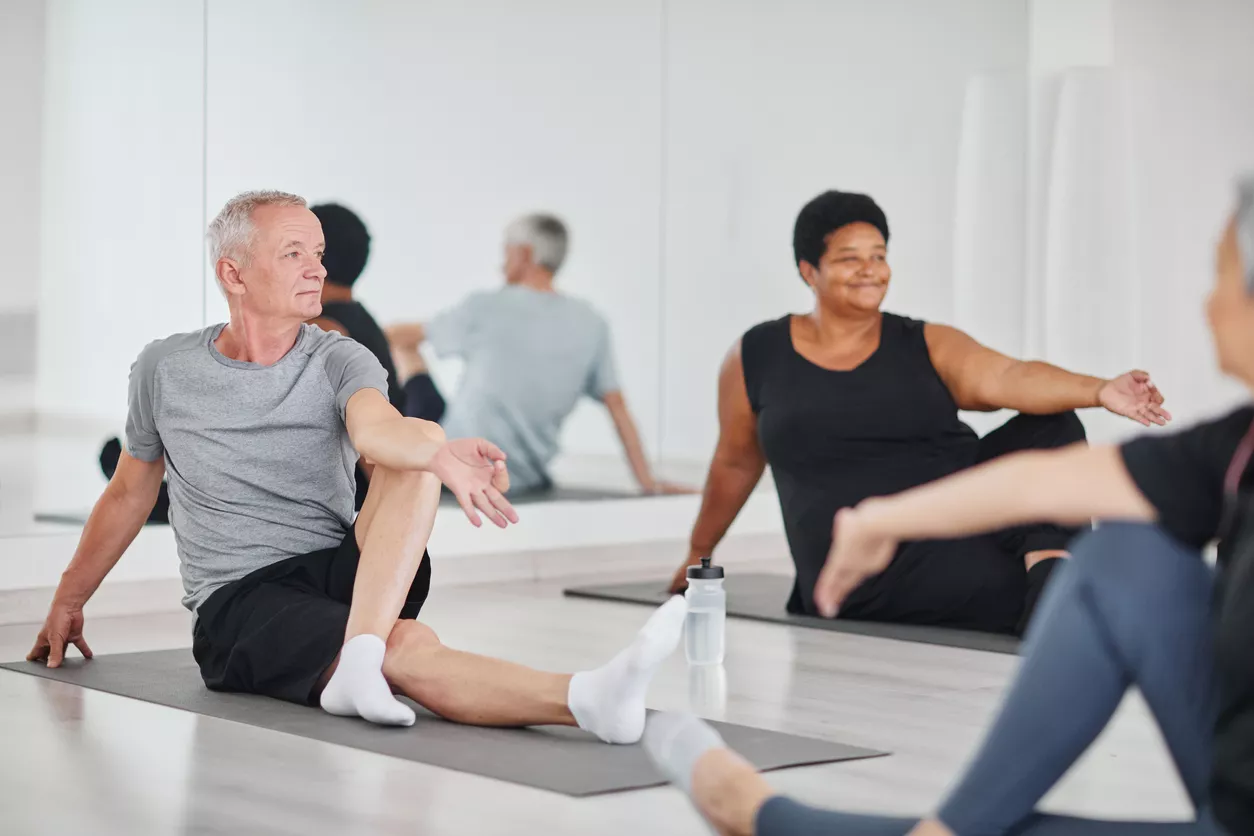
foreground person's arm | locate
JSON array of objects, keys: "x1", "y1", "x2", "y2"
[
  {"x1": 669, "y1": 343, "x2": 767, "y2": 593},
  {"x1": 29, "y1": 451, "x2": 166, "y2": 667},
  {"x1": 814, "y1": 444, "x2": 1156, "y2": 616},
  {"x1": 925, "y1": 324, "x2": 1171, "y2": 427},
  {"x1": 344, "y1": 388, "x2": 517, "y2": 528}
]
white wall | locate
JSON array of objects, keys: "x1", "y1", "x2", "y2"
[
  {"x1": 658, "y1": 0, "x2": 1031, "y2": 460},
  {"x1": 29, "y1": 0, "x2": 1254, "y2": 456},
  {"x1": 0, "y1": 0, "x2": 45, "y2": 316},
  {"x1": 0, "y1": 0, "x2": 45, "y2": 400},
  {"x1": 1021, "y1": 0, "x2": 1254, "y2": 443},
  {"x1": 204, "y1": 0, "x2": 665, "y2": 458},
  {"x1": 36, "y1": 0, "x2": 205, "y2": 424}
]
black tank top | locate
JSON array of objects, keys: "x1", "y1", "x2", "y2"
[
  {"x1": 322, "y1": 300, "x2": 406, "y2": 412},
  {"x1": 742, "y1": 313, "x2": 979, "y2": 609}
]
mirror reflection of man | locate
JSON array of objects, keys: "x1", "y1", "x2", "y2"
[{"x1": 387, "y1": 214, "x2": 692, "y2": 496}]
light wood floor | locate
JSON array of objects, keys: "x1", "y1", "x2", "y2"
[{"x1": 0, "y1": 565, "x2": 1191, "y2": 836}]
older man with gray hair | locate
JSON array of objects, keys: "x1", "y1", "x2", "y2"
[
  {"x1": 387, "y1": 213, "x2": 690, "y2": 495},
  {"x1": 28, "y1": 190, "x2": 686, "y2": 738}
]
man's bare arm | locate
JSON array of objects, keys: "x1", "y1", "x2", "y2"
[{"x1": 29, "y1": 450, "x2": 166, "y2": 666}]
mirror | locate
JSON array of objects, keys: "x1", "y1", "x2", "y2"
[
  {"x1": 203, "y1": 1, "x2": 666, "y2": 499},
  {"x1": 12, "y1": 1, "x2": 1252, "y2": 542},
  {"x1": 2, "y1": 0, "x2": 206, "y2": 536}
]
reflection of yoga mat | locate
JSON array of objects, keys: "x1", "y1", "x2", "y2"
[
  {"x1": 564, "y1": 574, "x2": 1020, "y2": 655},
  {"x1": 34, "y1": 486, "x2": 646, "y2": 526},
  {"x1": 1, "y1": 650, "x2": 885, "y2": 796},
  {"x1": 440, "y1": 485, "x2": 642, "y2": 506}
]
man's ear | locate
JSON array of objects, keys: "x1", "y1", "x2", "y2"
[{"x1": 217, "y1": 258, "x2": 246, "y2": 297}]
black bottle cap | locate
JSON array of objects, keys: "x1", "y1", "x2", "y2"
[{"x1": 687, "y1": 556, "x2": 725, "y2": 580}]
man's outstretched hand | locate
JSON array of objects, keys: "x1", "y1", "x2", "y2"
[
  {"x1": 430, "y1": 438, "x2": 520, "y2": 529},
  {"x1": 28, "y1": 600, "x2": 93, "y2": 668}
]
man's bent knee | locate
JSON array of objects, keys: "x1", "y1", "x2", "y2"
[{"x1": 386, "y1": 619, "x2": 441, "y2": 658}]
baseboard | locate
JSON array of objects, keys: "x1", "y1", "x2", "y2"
[{"x1": 0, "y1": 532, "x2": 792, "y2": 626}]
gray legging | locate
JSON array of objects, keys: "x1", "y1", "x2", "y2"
[{"x1": 757, "y1": 522, "x2": 1227, "y2": 836}]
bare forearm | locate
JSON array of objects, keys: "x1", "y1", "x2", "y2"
[
  {"x1": 609, "y1": 407, "x2": 656, "y2": 491},
  {"x1": 55, "y1": 487, "x2": 153, "y2": 607},
  {"x1": 993, "y1": 361, "x2": 1104, "y2": 414},
  {"x1": 354, "y1": 416, "x2": 445, "y2": 472},
  {"x1": 857, "y1": 444, "x2": 1154, "y2": 542},
  {"x1": 690, "y1": 458, "x2": 765, "y2": 555}
]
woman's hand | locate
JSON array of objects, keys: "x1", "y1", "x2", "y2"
[
  {"x1": 813, "y1": 507, "x2": 899, "y2": 617},
  {"x1": 430, "y1": 438, "x2": 519, "y2": 528},
  {"x1": 1098, "y1": 371, "x2": 1171, "y2": 427},
  {"x1": 668, "y1": 550, "x2": 704, "y2": 593}
]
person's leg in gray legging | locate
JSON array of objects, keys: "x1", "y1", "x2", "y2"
[{"x1": 644, "y1": 523, "x2": 1223, "y2": 835}]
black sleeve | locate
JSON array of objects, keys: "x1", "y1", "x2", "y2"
[{"x1": 1119, "y1": 406, "x2": 1254, "y2": 547}]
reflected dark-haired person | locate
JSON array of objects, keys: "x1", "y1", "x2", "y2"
[{"x1": 305, "y1": 202, "x2": 408, "y2": 510}]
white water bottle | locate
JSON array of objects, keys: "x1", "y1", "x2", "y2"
[{"x1": 684, "y1": 557, "x2": 726, "y2": 665}]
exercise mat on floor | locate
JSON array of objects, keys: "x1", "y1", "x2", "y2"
[
  {"x1": 0, "y1": 650, "x2": 885, "y2": 796},
  {"x1": 439, "y1": 485, "x2": 643, "y2": 505},
  {"x1": 564, "y1": 574, "x2": 1020, "y2": 655}
]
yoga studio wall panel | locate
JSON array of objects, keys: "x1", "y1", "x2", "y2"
[
  {"x1": 657, "y1": 0, "x2": 1031, "y2": 462},
  {"x1": 35, "y1": 0, "x2": 206, "y2": 427},
  {"x1": 0, "y1": 0, "x2": 44, "y2": 319},
  {"x1": 203, "y1": 0, "x2": 666, "y2": 461}
]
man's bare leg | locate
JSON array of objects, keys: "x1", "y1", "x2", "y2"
[
  {"x1": 379, "y1": 593, "x2": 687, "y2": 741},
  {"x1": 322, "y1": 461, "x2": 688, "y2": 739},
  {"x1": 320, "y1": 464, "x2": 440, "y2": 726},
  {"x1": 382, "y1": 620, "x2": 574, "y2": 727}
]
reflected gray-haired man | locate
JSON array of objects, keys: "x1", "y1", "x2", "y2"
[
  {"x1": 29, "y1": 190, "x2": 687, "y2": 739},
  {"x1": 387, "y1": 213, "x2": 691, "y2": 496}
]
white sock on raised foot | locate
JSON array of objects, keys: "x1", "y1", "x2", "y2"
[
  {"x1": 568, "y1": 595, "x2": 688, "y2": 744},
  {"x1": 642, "y1": 712, "x2": 727, "y2": 795},
  {"x1": 320, "y1": 633, "x2": 416, "y2": 727}
]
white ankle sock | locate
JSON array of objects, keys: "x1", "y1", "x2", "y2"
[
  {"x1": 320, "y1": 634, "x2": 416, "y2": 727},
  {"x1": 642, "y1": 712, "x2": 726, "y2": 795},
  {"x1": 568, "y1": 595, "x2": 687, "y2": 744}
]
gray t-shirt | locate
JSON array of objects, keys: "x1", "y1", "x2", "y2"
[
  {"x1": 125, "y1": 323, "x2": 388, "y2": 612},
  {"x1": 426, "y1": 286, "x2": 619, "y2": 491}
]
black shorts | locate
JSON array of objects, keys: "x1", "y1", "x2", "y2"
[{"x1": 192, "y1": 525, "x2": 432, "y2": 706}]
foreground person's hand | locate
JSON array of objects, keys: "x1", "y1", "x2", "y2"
[
  {"x1": 1098, "y1": 371, "x2": 1171, "y2": 427},
  {"x1": 28, "y1": 599, "x2": 93, "y2": 668},
  {"x1": 814, "y1": 506, "x2": 898, "y2": 618},
  {"x1": 430, "y1": 438, "x2": 519, "y2": 528}
]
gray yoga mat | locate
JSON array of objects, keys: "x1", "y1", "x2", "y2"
[
  {"x1": 565, "y1": 573, "x2": 1021, "y2": 655},
  {"x1": 0, "y1": 650, "x2": 885, "y2": 796},
  {"x1": 34, "y1": 485, "x2": 645, "y2": 526}
]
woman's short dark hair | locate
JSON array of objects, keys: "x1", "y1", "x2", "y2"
[
  {"x1": 311, "y1": 203, "x2": 371, "y2": 288},
  {"x1": 792, "y1": 191, "x2": 890, "y2": 279}
]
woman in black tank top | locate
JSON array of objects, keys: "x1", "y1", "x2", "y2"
[{"x1": 672, "y1": 191, "x2": 1171, "y2": 634}]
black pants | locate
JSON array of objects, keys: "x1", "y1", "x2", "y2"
[
  {"x1": 193, "y1": 525, "x2": 432, "y2": 705},
  {"x1": 402, "y1": 373, "x2": 447, "y2": 423},
  {"x1": 827, "y1": 412, "x2": 1087, "y2": 636}
]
